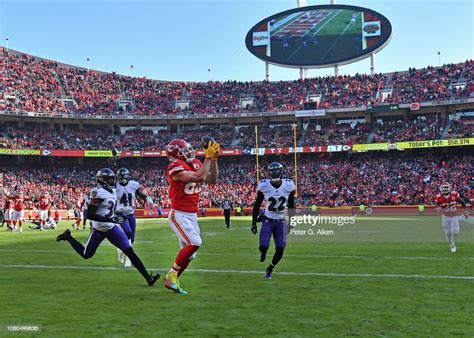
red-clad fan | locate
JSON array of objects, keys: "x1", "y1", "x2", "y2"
[
  {"x1": 435, "y1": 182, "x2": 469, "y2": 253},
  {"x1": 37, "y1": 192, "x2": 53, "y2": 231},
  {"x1": 163, "y1": 137, "x2": 220, "y2": 295}
]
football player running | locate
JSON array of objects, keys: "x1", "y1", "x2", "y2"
[
  {"x1": 164, "y1": 138, "x2": 220, "y2": 295},
  {"x1": 56, "y1": 168, "x2": 160, "y2": 286},
  {"x1": 115, "y1": 167, "x2": 155, "y2": 268},
  {"x1": 251, "y1": 162, "x2": 295, "y2": 279},
  {"x1": 435, "y1": 182, "x2": 469, "y2": 252}
]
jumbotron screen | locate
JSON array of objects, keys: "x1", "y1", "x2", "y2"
[{"x1": 245, "y1": 4, "x2": 392, "y2": 67}]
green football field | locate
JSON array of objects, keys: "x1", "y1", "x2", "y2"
[{"x1": 1, "y1": 216, "x2": 474, "y2": 336}]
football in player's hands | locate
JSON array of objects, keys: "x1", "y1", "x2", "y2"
[{"x1": 201, "y1": 136, "x2": 216, "y2": 149}]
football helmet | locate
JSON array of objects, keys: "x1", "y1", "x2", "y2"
[
  {"x1": 117, "y1": 168, "x2": 131, "y2": 186},
  {"x1": 268, "y1": 162, "x2": 284, "y2": 182},
  {"x1": 96, "y1": 168, "x2": 116, "y2": 189},
  {"x1": 440, "y1": 182, "x2": 451, "y2": 195},
  {"x1": 166, "y1": 139, "x2": 195, "y2": 162}
]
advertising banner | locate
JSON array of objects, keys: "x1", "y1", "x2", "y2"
[
  {"x1": 396, "y1": 138, "x2": 474, "y2": 149},
  {"x1": 84, "y1": 150, "x2": 113, "y2": 157},
  {"x1": 295, "y1": 109, "x2": 326, "y2": 117}
]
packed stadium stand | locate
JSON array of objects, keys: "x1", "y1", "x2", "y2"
[
  {"x1": 1, "y1": 153, "x2": 472, "y2": 209},
  {"x1": 1, "y1": 49, "x2": 473, "y2": 116}
]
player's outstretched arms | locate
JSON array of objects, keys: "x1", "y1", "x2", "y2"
[
  {"x1": 173, "y1": 159, "x2": 212, "y2": 183},
  {"x1": 251, "y1": 191, "x2": 265, "y2": 234},
  {"x1": 205, "y1": 160, "x2": 219, "y2": 184}
]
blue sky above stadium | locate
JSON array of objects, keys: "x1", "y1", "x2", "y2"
[{"x1": 0, "y1": 0, "x2": 472, "y2": 82}]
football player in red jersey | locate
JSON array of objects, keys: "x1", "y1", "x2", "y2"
[
  {"x1": 435, "y1": 182, "x2": 469, "y2": 252},
  {"x1": 3, "y1": 196, "x2": 14, "y2": 230},
  {"x1": 37, "y1": 192, "x2": 53, "y2": 231},
  {"x1": 5, "y1": 190, "x2": 30, "y2": 233},
  {"x1": 164, "y1": 138, "x2": 220, "y2": 294}
]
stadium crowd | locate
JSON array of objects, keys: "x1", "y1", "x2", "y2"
[
  {"x1": 2, "y1": 154, "x2": 471, "y2": 210},
  {"x1": 3, "y1": 111, "x2": 472, "y2": 151},
  {"x1": 2, "y1": 50, "x2": 472, "y2": 116}
]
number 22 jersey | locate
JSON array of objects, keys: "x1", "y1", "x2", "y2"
[
  {"x1": 167, "y1": 158, "x2": 203, "y2": 213},
  {"x1": 258, "y1": 179, "x2": 295, "y2": 220}
]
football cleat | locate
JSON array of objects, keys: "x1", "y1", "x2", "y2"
[
  {"x1": 147, "y1": 273, "x2": 161, "y2": 286},
  {"x1": 56, "y1": 229, "x2": 71, "y2": 241},
  {"x1": 164, "y1": 271, "x2": 188, "y2": 295},
  {"x1": 265, "y1": 270, "x2": 272, "y2": 279},
  {"x1": 450, "y1": 244, "x2": 456, "y2": 253},
  {"x1": 124, "y1": 257, "x2": 131, "y2": 268},
  {"x1": 117, "y1": 249, "x2": 125, "y2": 264}
]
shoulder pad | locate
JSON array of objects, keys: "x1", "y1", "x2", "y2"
[
  {"x1": 90, "y1": 188, "x2": 99, "y2": 199},
  {"x1": 168, "y1": 160, "x2": 187, "y2": 175}
]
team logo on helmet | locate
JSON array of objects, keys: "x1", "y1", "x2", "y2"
[
  {"x1": 439, "y1": 182, "x2": 451, "y2": 195},
  {"x1": 268, "y1": 162, "x2": 284, "y2": 182},
  {"x1": 166, "y1": 139, "x2": 195, "y2": 162},
  {"x1": 96, "y1": 168, "x2": 116, "y2": 189},
  {"x1": 117, "y1": 168, "x2": 131, "y2": 186}
]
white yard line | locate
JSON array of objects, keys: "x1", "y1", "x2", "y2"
[
  {"x1": 0, "y1": 248, "x2": 473, "y2": 261},
  {"x1": 320, "y1": 12, "x2": 360, "y2": 60},
  {"x1": 0, "y1": 263, "x2": 473, "y2": 280}
]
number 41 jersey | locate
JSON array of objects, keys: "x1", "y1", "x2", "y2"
[
  {"x1": 258, "y1": 179, "x2": 295, "y2": 220},
  {"x1": 116, "y1": 180, "x2": 140, "y2": 214},
  {"x1": 167, "y1": 158, "x2": 203, "y2": 213},
  {"x1": 90, "y1": 186, "x2": 117, "y2": 231}
]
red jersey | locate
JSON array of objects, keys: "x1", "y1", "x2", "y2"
[
  {"x1": 435, "y1": 191, "x2": 460, "y2": 216},
  {"x1": 4, "y1": 198, "x2": 12, "y2": 209},
  {"x1": 167, "y1": 158, "x2": 203, "y2": 213},
  {"x1": 54, "y1": 210, "x2": 61, "y2": 222},
  {"x1": 39, "y1": 196, "x2": 51, "y2": 210},
  {"x1": 13, "y1": 195, "x2": 28, "y2": 211}
]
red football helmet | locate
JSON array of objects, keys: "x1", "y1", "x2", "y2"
[{"x1": 166, "y1": 139, "x2": 195, "y2": 162}]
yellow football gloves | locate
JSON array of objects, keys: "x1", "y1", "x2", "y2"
[{"x1": 204, "y1": 141, "x2": 221, "y2": 160}]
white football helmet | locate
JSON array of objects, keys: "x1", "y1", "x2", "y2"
[{"x1": 439, "y1": 182, "x2": 451, "y2": 195}]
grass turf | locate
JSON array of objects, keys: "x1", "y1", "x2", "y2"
[{"x1": 0, "y1": 216, "x2": 473, "y2": 336}]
